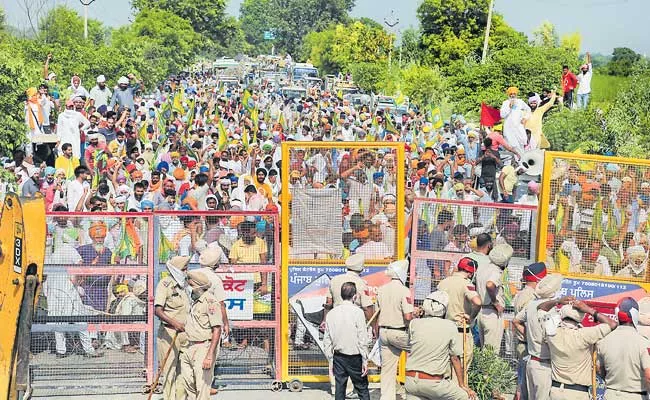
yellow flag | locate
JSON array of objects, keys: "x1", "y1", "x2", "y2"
[
  {"x1": 573, "y1": 148, "x2": 596, "y2": 172},
  {"x1": 337, "y1": 89, "x2": 343, "y2": 100},
  {"x1": 242, "y1": 126, "x2": 249, "y2": 150},
  {"x1": 431, "y1": 107, "x2": 443, "y2": 129},
  {"x1": 242, "y1": 90, "x2": 253, "y2": 110},
  {"x1": 396, "y1": 93, "x2": 405, "y2": 105},
  {"x1": 279, "y1": 112, "x2": 287, "y2": 130},
  {"x1": 172, "y1": 90, "x2": 185, "y2": 116},
  {"x1": 217, "y1": 118, "x2": 228, "y2": 151}
]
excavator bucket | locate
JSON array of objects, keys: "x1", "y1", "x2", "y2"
[{"x1": 0, "y1": 194, "x2": 46, "y2": 400}]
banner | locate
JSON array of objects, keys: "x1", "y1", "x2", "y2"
[{"x1": 218, "y1": 273, "x2": 255, "y2": 320}]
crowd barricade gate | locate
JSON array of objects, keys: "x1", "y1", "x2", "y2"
[
  {"x1": 31, "y1": 212, "x2": 154, "y2": 397},
  {"x1": 539, "y1": 152, "x2": 650, "y2": 304},
  {"x1": 153, "y1": 210, "x2": 281, "y2": 391},
  {"x1": 280, "y1": 142, "x2": 406, "y2": 388},
  {"x1": 409, "y1": 198, "x2": 538, "y2": 368}
]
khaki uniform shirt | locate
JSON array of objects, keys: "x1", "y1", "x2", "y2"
[
  {"x1": 437, "y1": 272, "x2": 478, "y2": 327},
  {"x1": 154, "y1": 275, "x2": 190, "y2": 325},
  {"x1": 184, "y1": 291, "x2": 223, "y2": 342},
  {"x1": 513, "y1": 285, "x2": 536, "y2": 342},
  {"x1": 548, "y1": 324, "x2": 611, "y2": 386},
  {"x1": 475, "y1": 262, "x2": 505, "y2": 307},
  {"x1": 198, "y1": 267, "x2": 227, "y2": 303},
  {"x1": 515, "y1": 298, "x2": 549, "y2": 359},
  {"x1": 597, "y1": 325, "x2": 650, "y2": 393},
  {"x1": 468, "y1": 252, "x2": 491, "y2": 274},
  {"x1": 328, "y1": 271, "x2": 373, "y2": 308},
  {"x1": 323, "y1": 301, "x2": 369, "y2": 362},
  {"x1": 377, "y1": 279, "x2": 414, "y2": 328},
  {"x1": 406, "y1": 317, "x2": 461, "y2": 376}
]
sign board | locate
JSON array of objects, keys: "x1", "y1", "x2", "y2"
[
  {"x1": 263, "y1": 31, "x2": 275, "y2": 40},
  {"x1": 218, "y1": 273, "x2": 254, "y2": 320}
]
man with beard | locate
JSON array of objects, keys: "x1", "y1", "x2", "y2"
[
  {"x1": 22, "y1": 166, "x2": 42, "y2": 197},
  {"x1": 77, "y1": 221, "x2": 113, "y2": 313},
  {"x1": 89, "y1": 75, "x2": 112, "y2": 108},
  {"x1": 127, "y1": 182, "x2": 146, "y2": 211},
  {"x1": 525, "y1": 91, "x2": 557, "y2": 150},
  {"x1": 109, "y1": 75, "x2": 140, "y2": 114}
]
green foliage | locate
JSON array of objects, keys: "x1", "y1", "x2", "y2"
[
  {"x1": 608, "y1": 47, "x2": 641, "y2": 77},
  {"x1": 240, "y1": 0, "x2": 354, "y2": 57},
  {"x1": 532, "y1": 20, "x2": 559, "y2": 48},
  {"x1": 399, "y1": 28, "x2": 424, "y2": 66},
  {"x1": 591, "y1": 73, "x2": 629, "y2": 108},
  {"x1": 399, "y1": 64, "x2": 447, "y2": 107},
  {"x1": 0, "y1": 39, "x2": 41, "y2": 154},
  {"x1": 448, "y1": 44, "x2": 577, "y2": 114},
  {"x1": 302, "y1": 20, "x2": 391, "y2": 75},
  {"x1": 544, "y1": 108, "x2": 608, "y2": 152},
  {"x1": 417, "y1": 0, "x2": 525, "y2": 68},
  {"x1": 468, "y1": 346, "x2": 516, "y2": 400},
  {"x1": 560, "y1": 32, "x2": 582, "y2": 56},
  {"x1": 606, "y1": 68, "x2": 650, "y2": 158},
  {"x1": 348, "y1": 62, "x2": 388, "y2": 94}
]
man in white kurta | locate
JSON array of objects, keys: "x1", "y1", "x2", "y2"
[{"x1": 500, "y1": 87, "x2": 531, "y2": 156}]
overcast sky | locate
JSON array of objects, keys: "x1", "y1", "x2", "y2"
[{"x1": 2, "y1": 0, "x2": 648, "y2": 55}]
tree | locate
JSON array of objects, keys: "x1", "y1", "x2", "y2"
[
  {"x1": 16, "y1": 0, "x2": 48, "y2": 36},
  {"x1": 399, "y1": 28, "x2": 424, "y2": 66},
  {"x1": 608, "y1": 47, "x2": 641, "y2": 76},
  {"x1": 399, "y1": 64, "x2": 447, "y2": 107},
  {"x1": 544, "y1": 108, "x2": 607, "y2": 152},
  {"x1": 560, "y1": 32, "x2": 582, "y2": 56},
  {"x1": 301, "y1": 20, "x2": 391, "y2": 74},
  {"x1": 240, "y1": 0, "x2": 354, "y2": 57},
  {"x1": 532, "y1": 20, "x2": 559, "y2": 48},
  {"x1": 417, "y1": 0, "x2": 525, "y2": 68},
  {"x1": 348, "y1": 62, "x2": 388, "y2": 94}
]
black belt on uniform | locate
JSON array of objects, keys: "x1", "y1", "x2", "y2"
[
  {"x1": 529, "y1": 356, "x2": 550, "y2": 363},
  {"x1": 457, "y1": 327, "x2": 470, "y2": 333},
  {"x1": 612, "y1": 388, "x2": 649, "y2": 396},
  {"x1": 380, "y1": 326, "x2": 407, "y2": 331},
  {"x1": 551, "y1": 381, "x2": 589, "y2": 392}
]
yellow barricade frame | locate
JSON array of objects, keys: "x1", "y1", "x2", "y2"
[
  {"x1": 280, "y1": 141, "x2": 406, "y2": 383},
  {"x1": 538, "y1": 151, "x2": 650, "y2": 288}
]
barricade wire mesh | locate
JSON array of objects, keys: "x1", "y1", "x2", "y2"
[
  {"x1": 541, "y1": 152, "x2": 650, "y2": 283},
  {"x1": 281, "y1": 143, "x2": 406, "y2": 383},
  {"x1": 33, "y1": 212, "x2": 153, "y2": 396},
  {"x1": 285, "y1": 145, "x2": 402, "y2": 263},
  {"x1": 409, "y1": 198, "x2": 538, "y2": 368},
  {"x1": 154, "y1": 211, "x2": 281, "y2": 389}
]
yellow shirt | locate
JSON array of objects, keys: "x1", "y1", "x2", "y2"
[
  {"x1": 229, "y1": 237, "x2": 268, "y2": 264},
  {"x1": 55, "y1": 155, "x2": 80, "y2": 180}
]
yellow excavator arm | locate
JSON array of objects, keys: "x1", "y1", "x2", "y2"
[{"x1": 0, "y1": 193, "x2": 45, "y2": 400}]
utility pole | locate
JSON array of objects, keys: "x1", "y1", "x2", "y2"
[
  {"x1": 481, "y1": 0, "x2": 494, "y2": 64},
  {"x1": 384, "y1": 10, "x2": 399, "y2": 70},
  {"x1": 79, "y1": 0, "x2": 96, "y2": 40}
]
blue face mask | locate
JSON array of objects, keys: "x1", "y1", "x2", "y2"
[{"x1": 149, "y1": 110, "x2": 155, "y2": 118}]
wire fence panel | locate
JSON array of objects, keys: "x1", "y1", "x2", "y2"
[
  {"x1": 280, "y1": 142, "x2": 407, "y2": 384},
  {"x1": 32, "y1": 212, "x2": 153, "y2": 397},
  {"x1": 409, "y1": 198, "x2": 538, "y2": 368},
  {"x1": 153, "y1": 211, "x2": 281, "y2": 390}
]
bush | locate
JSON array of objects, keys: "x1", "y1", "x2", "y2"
[
  {"x1": 544, "y1": 108, "x2": 608, "y2": 152},
  {"x1": 468, "y1": 346, "x2": 516, "y2": 400}
]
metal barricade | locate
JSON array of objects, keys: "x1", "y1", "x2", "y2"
[
  {"x1": 280, "y1": 142, "x2": 406, "y2": 386},
  {"x1": 153, "y1": 211, "x2": 281, "y2": 390},
  {"x1": 409, "y1": 198, "x2": 538, "y2": 367},
  {"x1": 32, "y1": 212, "x2": 154, "y2": 397}
]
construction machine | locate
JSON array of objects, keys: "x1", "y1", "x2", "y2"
[{"x1": 0, "y1": 193, "x2": 46, "y2": 400}]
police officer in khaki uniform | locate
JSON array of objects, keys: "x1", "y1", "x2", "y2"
[
  {"x1": 376, "y1": 259, "x2": 413, "y2": 400},
  {"x1": 513, "y1": 262, "x2": 548, "y2": 400},
  {"x1": 179, "y1": 270, "x2": 223, "y2": 400},
  {"x1": 154, "y1": 255, "x2": 191, "y2": 400},
  {"x1": 197, "y1": 246, "x2": 231, "y2": 338},
  {"x1": 476, "y1": 243, "x2": 513, "y2": 351},
  {"x1": 437, "y1": 257, "x2": 481, "y2": 382},
  {"x1": 323, "y1": 253, "x2": 375, "y2": 396},
  {"x1": 598, "y1": 297, "x2": 650, "y2": 400},
  {"x1": 514, "y1": 274, "x2": 565, "y2": 400},
  {"x1": 405, "y1": 291, "x2": 477, "y2": 400},
  {"x1": 546, "y1": 302, "x2": 616, "y2": 400}
]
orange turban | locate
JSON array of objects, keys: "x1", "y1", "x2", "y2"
[{"x1": 88, "y1": 221, "x2": 107, "y2": 239}]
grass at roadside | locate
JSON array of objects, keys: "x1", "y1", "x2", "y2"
[{"x1": 591, "y1": 73, "x2": 629, "y2": 108}]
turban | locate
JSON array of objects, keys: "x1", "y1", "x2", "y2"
[
  {"x1": 506, "y1": 87, "x2": 519, "y2": 96},
  {"x1": 88, "y1": 221, "x2": 107, "y2": 239}
]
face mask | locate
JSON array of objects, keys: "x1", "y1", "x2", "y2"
[
  {"x1": 149, "y1": 110, "x2": 155, "y2": 118},
  {"x1": 172, "y1": 160, "x2": 179, "y2": 165}
]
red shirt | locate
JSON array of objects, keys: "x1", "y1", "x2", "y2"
[
  {"x1": 563, "y1": 72, "x2": 578, "y2": 92},
  {"x1": 487, "y1": 131, "x2": 508, "y2": 151}
]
